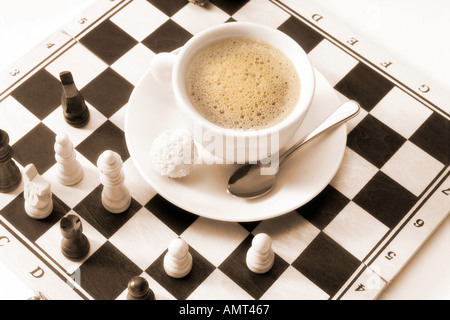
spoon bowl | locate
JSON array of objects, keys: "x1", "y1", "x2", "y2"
[{"x1": 227, "y1": 100, "x2": 360, "y2": 198}]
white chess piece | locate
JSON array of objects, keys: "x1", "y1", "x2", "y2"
[
  {"x1": 246, "y1": 233, "x2": 274, "y2": 274},
  {"x1": 97, "y1": 150, "x2": 131, "y2": 214},
  {"x1": 163, "y1": 238, "x2": 193, "y2": 278},
  {"x1": 23, "y1": 164, "x2": 53, "y2": 219},
  {"x1": 54, "y1": 133, "x2": 83, "y2": 186}
]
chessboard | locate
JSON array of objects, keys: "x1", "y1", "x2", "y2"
[{"x1": 0, "y1": 0, "x2": 449, "y2": 301}]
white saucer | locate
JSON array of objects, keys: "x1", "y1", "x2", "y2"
[{"x1": 125, "y1": 67, "x2": 346, "y2": 222}]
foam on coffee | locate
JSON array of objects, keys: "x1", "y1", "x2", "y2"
[{"x1": 185, "y1": 37, "x2": 300, "y2": 130}]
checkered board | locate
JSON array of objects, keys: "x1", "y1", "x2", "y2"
[{"x1": 0, "y1": 0, "x2": 449, "y2": 300}]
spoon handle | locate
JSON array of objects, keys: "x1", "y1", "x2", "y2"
[{"x1": 279, "y1": 100, "x2": 360, "y2": 165}]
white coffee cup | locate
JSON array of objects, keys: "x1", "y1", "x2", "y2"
[{"x1": 150, "y1": 22, "x2": 315, "y2": 164}]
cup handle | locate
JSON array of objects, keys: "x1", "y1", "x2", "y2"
[{"x1": 150, "y1": 52, "x2": 177, "y2": 88}]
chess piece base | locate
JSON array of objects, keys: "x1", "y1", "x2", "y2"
[
  {"x1": 102, "y1": 194, "x2": 131, "y2": 214},
  {"x1": 163, "y1": 252, "x2": 193, "y2": 278},
  {"x1": 61, "y1": 235, "x2": 90, "y2": 261},
  {"x1": 64, "y1": 109, "x2": 90, "y2": 128},
  {"x1": 126, "y1": 290, "x2": 155, "y2": 300},
  {"x1": 246, "y1": 250, "x2": 274, "y2": 274},
  {"x1": 55, "y1": 166, "x2": 84, "y2": 186},
  {"x1": 25, "y1": 201, "x2": 53, "y2": 219},
  {"x1": 0, "y1": 164, "x2": 21, "y2": 193}
]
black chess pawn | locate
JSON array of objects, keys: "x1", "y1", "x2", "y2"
[
  {"x1": 60, "y1": 71, "x2": 90, "y2": 128},
  {"x1": 0, "y1": 129, "x2": 22, "y2": 193},
  {"x1": 60, "y1": 214, "x2": 90, "y2": 261},
  {"x1": 126, "y1": 276, "x2": 155, "y2": 300}
]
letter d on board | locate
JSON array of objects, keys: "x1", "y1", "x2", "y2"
[
  {"x1": 30, "y1": 266, "x2": 45, "y2": 278},
  {"x1": 312, "y1": 14, "x2": 323, "y2": 22}
]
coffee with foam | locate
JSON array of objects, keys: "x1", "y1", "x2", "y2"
[{"x1": 185, "y1": 37, "x2": 300, "y2": 130}]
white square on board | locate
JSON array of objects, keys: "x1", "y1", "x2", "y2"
[
  {"x1": 232, "y1": 0, "x2": 290, "y2": 29},
  {"x1": 324, "y1": 201, "x2": 389, "y2": 261},
  {"x1": 181, "y1": 217, "x2": 249, "y2": 267},
  {"x1": 45, "y1": 43, "x2": 108, "y2": 89},
  {"x1": 122, "y1": 158, "x2": 157, "y2": 206},
  {"x1": 330, "y1": 147, "x2": 378, "y2": 200},
  {"x1": 261, "y1": 266, "x2": 329, "y2": 300},
  {"x1": 188, "y1": 269, "x2": 253, "y2": 300},
  {"x1": 0, "y1": 96, "x2": 40, "y2": 145},
  {"x1": 371, "y1": 87, "x2": 433, "y2": 139},
  {"x1": 308, "y1": 39, "x2": 359, "y2": 87},
  {"x1": 108, "y1": 104, "x2": 127, "y2": 132},
  {"x1": 381, "y1": 140, "x2": 445, "y2": 197},
  {"x1": 172, "y1": 2, "x2": 230, "y2": 35},
  {"x1": 109, "y1": 207, "x2": 178, "y2": 270},
  {"x1": 111, "y1": 43, "x2": 155, "y2": 86},
  {"x1": 110, "y1": 0, "x2": 169, "y2": 42},
  {"x1": 253, "y1": 212, "x2": 320, "y2": 264}
]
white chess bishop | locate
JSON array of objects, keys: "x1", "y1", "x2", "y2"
[
  {"x1": 54, "y1": 133, "x2": 84, "y2": 186},
  {"x1": 97, "y1": 150, "x2": 131, "y2": 214},
  {"x1": 246, "y1": 233, "x2": 274, "y2": 274},
  {"x1": 23, "y1": 164, "x2": 53, "y2": 219},
  {"x1": 163, "y1": 238, "x2": 193, "y2": 278}
]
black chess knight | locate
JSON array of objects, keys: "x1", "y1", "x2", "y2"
[
  {"x1": 0, "y1": 129, "x2": 22, "y2": 193},
  {"x1": 60, "y1": 71, "x2": 90, "y2": 128}
]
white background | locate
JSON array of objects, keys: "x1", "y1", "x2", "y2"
[{"x1": 0, "y1": 0, "x2": 449, "y2": 300}]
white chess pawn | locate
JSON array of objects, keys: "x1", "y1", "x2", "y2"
[
  {"x1": 246, "y1": 233, "x2": 274, "y2": 274},
  {"x1": 54, "y1": 133, "x2": 83, "y2": 186},
  {"x1": 97, "y1": 150, "x2": 131, "y2": 214},
  {"x1": 23, "y1": 164, "x2": 53, "y2": 219},
  {"x1": 163, "y1": 238, "x2": 193, "y2": 278}
]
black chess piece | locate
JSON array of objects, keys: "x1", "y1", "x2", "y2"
[
  {"x1": 126, "y1": 276, "x2": 155, "y2": 300},
  {"x1": 60, "y1": 71, "x2": 90, "y2": 128},
  {"x1": 60, "y1": 214, "x2": 90, "y2": 261},
  {"x1": 0, "y1": 129, "x2": 22, "y2": 193}
]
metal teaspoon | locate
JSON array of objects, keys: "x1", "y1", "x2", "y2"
[{"x1": 227, "y1": 100, "x2": 360, "y2": 198}]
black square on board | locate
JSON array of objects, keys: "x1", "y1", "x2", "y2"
[
  {"x1": 334, "y1": 62, "x2": 394, "y2": 111},
  {"x1": 145, "y1": 245, "x2": 215, "y2": 300},
  {"x1": 145, "y1": 194, "x2": 197, "y2": 235},
  {"x1": 292, "y1": 232, "x2": 360, "y2": 298},
  {"x1": 409, "y1": 112, "x2": 450, "y2": 165},
  {"x1": 75, "y1": 120, "x2": 130, "y2": 165},
  {"x1": 296, "y1": 185, "x2": 350, "y2": 230},
  {"x1": 78, "y1": 241, "x2": 142, "y2": 300},
  {"x1": 238, "y1": 221, "x2": 261, "y2": 233},
  {"x1": 277, "y1": 16, "x2": 324, "y2": 53},
  {"x1": 10, "y1": 69, "x2": 62, "y2": 120},
  {"x1": 346, "y1": 114, "x2": 406, "y2": 169},
  {"x1": 211, "y1": 0, "x2": 250, "y2": 16},
  {"x1": 353, "y1": 171, "x2": 417, "y2": 229},
  {"x1": 142, "y1": 20, "x2": 192, "y2": 54},
  {"x1": 73, "y1": 185, "x2": 141, "y2": 239},
  {"x1": 80, "y1": 67, "x2": 134, "y2": 118},
  {"x1": 79, "y1": 19, "x2": 138, "y2": 65},
  {"x1": 12, "y1": 123, "x2": 57, "y2": 174},
  {"x1": 0, "y1": 192, "x2": 69, "y2": 242},
  {"x1": 218, "y1": 235, "x2": 289, "y2": 300},
  {"x1": 146, "y1": 0, "x2": 187, "y2": 17}
]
